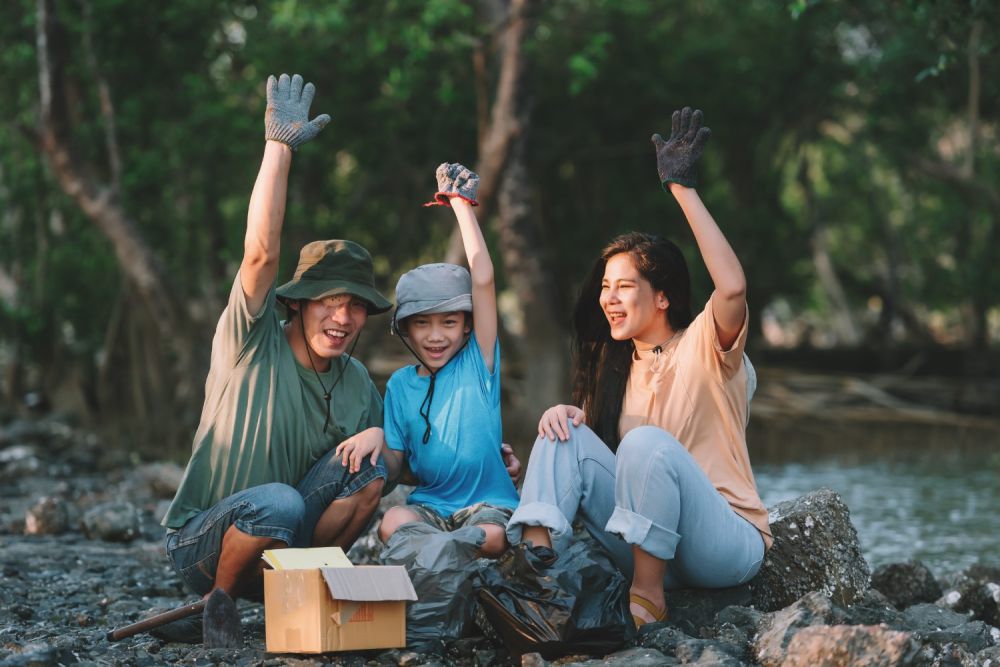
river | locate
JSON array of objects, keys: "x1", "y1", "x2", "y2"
[{"x1": 753, "y1": 445, "x2": 999, "y2": 575}]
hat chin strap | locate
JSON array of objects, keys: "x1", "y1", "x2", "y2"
[
  {"x1": 300, "y1": 306, "x2": 359, "y2": 435},
  {"x1": 392, "y1": 318, "x2": 470, "y2": 444}
]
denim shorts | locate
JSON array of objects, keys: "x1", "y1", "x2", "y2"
[{"x1": 166, "y1": 449, "x2": 386, "y2": 596}]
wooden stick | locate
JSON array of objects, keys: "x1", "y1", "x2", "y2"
[{"x1": 106, "y1": 599, "x2": 206, "y2": 642}]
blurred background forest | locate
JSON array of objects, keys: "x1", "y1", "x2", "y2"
[{"x1": 1, "y1": 0, "x2": 999, "y2": 462}]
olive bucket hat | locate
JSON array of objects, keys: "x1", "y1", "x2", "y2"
[
  {"x1": 275, "y1": 240, "x2": 392, "y2": 314},
  {"x1": 391, "y1": 263, "x2": 473, "y2": 331}
]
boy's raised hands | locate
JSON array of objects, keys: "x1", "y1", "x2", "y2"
[
  {"x1": 424, "y1": 162, "x2": 480, "y2": 207},
  {"x1": 264, "y1": 73, "x2": 331, "y2": 150}
]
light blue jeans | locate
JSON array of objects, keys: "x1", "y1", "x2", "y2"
[{"x1": 506, "y1": 423, "x2": 764, "y2": 589}]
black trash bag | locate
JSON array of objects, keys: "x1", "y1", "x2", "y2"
[
  {"x1": 379, "y1": 521, "x2": 486, "y2": 646},
  {"x1": 473, "y1": 539, "x2": 635, "y2": 659}
]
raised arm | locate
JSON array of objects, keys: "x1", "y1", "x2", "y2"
[
  {"x1": 652, "y1": 107, "x2": 746, "y2": 349},
  {"x1": 429, "y1": 163, "x2": 498, "y2": 370},
  {"x1": 240, "y1": 73, "x2": 331, "y2": 315}
]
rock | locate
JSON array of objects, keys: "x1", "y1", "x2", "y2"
[
  {"x1": 0, "y1": 445, "x2": 42, "y2": 480},
  {"x1": 750, "y1": 487, "x2": 870, "y2": 612},
  {"x1": 913, "y1": 642, "x2": 978, "y2": 666},
  {"x1": 780, "y1": 624, "x2": 920, "y2": 667},
  {"x1": 636, "y1": 624, "x2": 697, "y2": 654},
  {"x1": 23, "y1": 495, "x2": 70, "y2": 535},
  {"x1": 976, "y1": 645, "x2": 1000, "y2": 665},
  {"x1": 674, "y1": 638, "x2": 744, "y2": 665},
  {"x1": 662, "y1": 585, "x2": 751, "y2": 637},
  {"x1": 843, "y1": 588, "x2": 904, "y2": 627},
  {"x1": 897, "y1": 602, "x2": 971, "y2": 633},
  {"x1": 128, "y1": 462, "x2": 185, "y2": 500},
  {"x1": 871, "y1": 560, "x2": 943, "y2": 609},
  {"x1": 753, "y1": 591, "x2": 850, "y2": 666},
  {"x1": 561, "y1": 647, "x2": 677, "y2": 666},
  {"x1": 81, "y1": 501, "x2": 140, "y2": 542},
  {"x1": 937, "y1": 564, "x2": 1000, "y2": 628}
]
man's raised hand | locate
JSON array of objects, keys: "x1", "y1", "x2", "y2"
[{"x1": 264, "y1": 73, "x2": 331, "y2": 150}]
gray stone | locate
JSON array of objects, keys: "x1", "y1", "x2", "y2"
[
  {"x1": 674, "y1": 638, "x2": 743, "y2": 665},
  {"x1": 780, "y1": 624, "x2": 920, "y2": 667},
  {"x1": 938, "y1": 564, "x2": 1000, "y2": 628},
  {"x1": 844, "y1": 588, "x2": 905, "y2": 627},
  {"x1": 81, "y1": 500, "x2": 141, "y2": 542},
  {"x1": 637, "y1": 624, "x2": 698, "y2": 654},
  {"x1": 976, "y1": 645, "x2": 1000, "y2": 666},
  {"x1": 23, "y1": 495, "x2": 70, "y2": 535},
  {"x1": 750, "y1": 488, "x2": 870, "y2": 612},
  {"x1": 897, "y1": 602, "x2": 971, "y2": 632},
  {"x1": 663, "y1": 585, "x2": 751, "y2": 637},
  {"x1": 871, "y1": 560, "x2": 943, "y2": 609},
  {"x1": 562, "y1": 646, "x2": 677, "y2": 666},
  {"x1": 921, "y1": 621, "x2": 997, "y2": 654}
]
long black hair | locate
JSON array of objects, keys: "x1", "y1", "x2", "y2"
[{"x1": 570, "y1": 232, "x2": 693, "y2": 450}]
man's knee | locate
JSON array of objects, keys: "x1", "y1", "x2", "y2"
[
  {"x1": 355, "y1": 477, "x2": 384, "y2": 509},
  {"x1": 255, "y1": 483, "x2": 306, "y2": 535}
]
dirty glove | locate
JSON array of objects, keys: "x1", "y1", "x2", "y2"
[
  {"x1": 651, "y1": 106, "x2": 711, "y2": 189},
  {"x1": 423, "y1": 162, "x2": 480, "y2": 207},
  {"x1": 264, "y1": 73, "x2": 331, "y2": 150}
]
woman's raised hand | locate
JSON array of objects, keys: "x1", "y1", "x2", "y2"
[
  {"x1": 651, "y1": 106, "x2": 711, "y2": 188},
  {"x1": 538, "y1": 404, "x2": 585, "y2": 442}
]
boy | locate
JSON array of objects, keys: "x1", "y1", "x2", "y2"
[{"x1": 336, "y1": 163, "x2": 517, "y2": 557}]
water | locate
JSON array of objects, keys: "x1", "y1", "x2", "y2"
[{"x1": 754, "y1": 454, "x2": 1000, "y2": 577}]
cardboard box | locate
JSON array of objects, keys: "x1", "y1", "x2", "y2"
[{"x1": 264, "y1": 565, "x2": 417, "y2": 653}]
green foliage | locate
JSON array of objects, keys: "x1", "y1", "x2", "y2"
[{"x1": 1, "y1": 0, "x2": 998, "y2": 420}]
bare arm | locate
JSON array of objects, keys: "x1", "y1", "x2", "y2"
[
  {"x1": 669, "y1": 184, "x2": 746, "y2": 349},
  {"x1": 240, "y1": 141, "x2": 292, "y2": 315},
  {"x1": 239, "y1": 73, "x2": 330, "y2": 315},
  {"x1": 653, "y1": 107, "x2": 746, "y2": 349},
  {"x1": 452, "y1": 199, "x2": 498, "y2": 370}
]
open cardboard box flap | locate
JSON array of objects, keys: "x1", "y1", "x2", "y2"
[{"x1": 319, "y1": 565, "x2": 417, "y2": 602}]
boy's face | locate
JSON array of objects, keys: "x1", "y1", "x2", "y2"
[{"x1": 402, "y1": 311, "x2": 471, "y2": 372}]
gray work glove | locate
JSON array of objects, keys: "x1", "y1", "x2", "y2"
[
  {"x1": 651, "y1": 106, "x2": 711, "y2": 189},
  {"x1": 264, "y1": 73, "x2": 331, "y2": 150},
  {"x1": 423, "y1": 162, "x2": 480, "y2": 207}
]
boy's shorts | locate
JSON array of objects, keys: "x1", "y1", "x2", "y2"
[{"x1": 408, "y1": 502, "x2": 513, "y2": 531}]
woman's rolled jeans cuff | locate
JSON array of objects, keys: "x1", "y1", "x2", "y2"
[
  {"x1": 604, "y1": 506, "x2": 681, "y2": 560},
  {"x1": 505, "y1": 501, "x2": 573, "y2": 552}
]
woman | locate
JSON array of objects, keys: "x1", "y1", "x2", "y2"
[{"x1": 505, "y1": 107, "x2": 771, "y2": 628}]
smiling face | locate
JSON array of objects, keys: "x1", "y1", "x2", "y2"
[
  {"x1": 599, "y1": 252, "x2": 672, "y2": 346},
  {"x1": 402, "y1": 311, "x2": 471, "y2": 373},
  {"x1": 295, "y1": 294, "x2": 369, "y2": 366}
]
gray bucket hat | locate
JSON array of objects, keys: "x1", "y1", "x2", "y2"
[
  {"x1": 392, "y1": 263, "x2": 472, "y2": 330},
  {"x1": 275, "y1": 240, "x2": 392, "y2": 314}
]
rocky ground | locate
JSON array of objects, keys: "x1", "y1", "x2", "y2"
[{"x1": 1, "y1": 417, "x2": 999, "y2": 666}]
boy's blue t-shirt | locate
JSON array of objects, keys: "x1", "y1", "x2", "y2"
[{"x1": 384, "y1": 335, "x2": 519, "y2": 517}]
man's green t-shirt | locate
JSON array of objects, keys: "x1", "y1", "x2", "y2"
[{"x1": 162, "y1": 274, "x2": 383, "y2": 530}]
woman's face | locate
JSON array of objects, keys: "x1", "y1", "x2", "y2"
[{"x1": 599, "y1": 252, "x2": 670, "y2": 344}]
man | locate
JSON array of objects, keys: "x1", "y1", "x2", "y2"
[{"x1": 157, "y1": 73, "x2": 392, "y2": 643}]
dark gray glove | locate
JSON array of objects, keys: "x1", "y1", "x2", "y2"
[
  {"x1": 651, "y1": 107, "x2": 711, "y2": 189},
  {"x1": 264, "y1": 73, "x2": 331, "y2": 150},
  {"x1": 424, "y1": 162, "x2": 480, "y2": 207}
]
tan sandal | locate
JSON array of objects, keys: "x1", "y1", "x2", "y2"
[{"x1": 629, "y1": 592, "x2": 668, "y2": 628}]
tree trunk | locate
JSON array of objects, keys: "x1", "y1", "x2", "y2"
[
  {"x1": 34, "y1": 0, "x2": 199, "y2": 447},
  {"x1": 797, "y1": 153, "x2": 860, "y2": 345}
]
